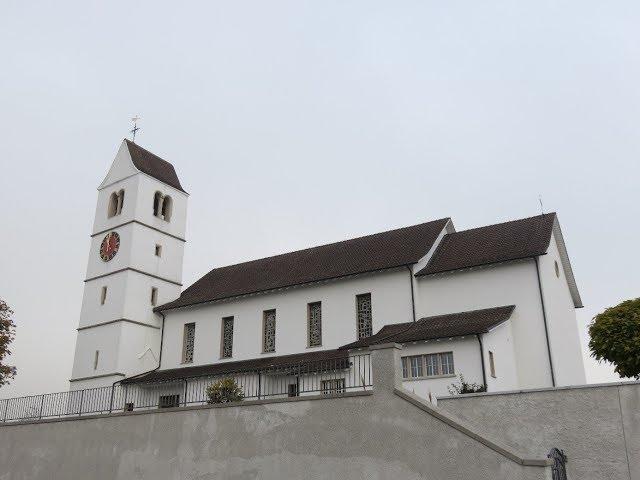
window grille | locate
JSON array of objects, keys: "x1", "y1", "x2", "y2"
[
  {"x1": 263, "y1": 310, "x2": 276, "y2": 353},
  {"x1": 182, "y1": 323, "x2": 195, "y2": 363},
  {"x1": 321, "y1": 378, "x2": 346, "y2": 395},
  {"x1": 401, "y1": 352, "x2": 455, "y2": 379},
  {"x1": 308, "y1": 302, "x2": 322, "y2": 347},
  {"x1": 356, "y1": 293, "x2": 372, "y2": 339},
  {"x1": 288, "y1": 383, "x2": 299, "y2": 397},
  {"x1": 159, "y1": 395, "x2": 180, "y2": 408},
  {"x1": 221, "y1": 317, "x2": 234, "y2": 358}
]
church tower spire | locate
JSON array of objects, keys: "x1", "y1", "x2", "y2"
[{"x1": 70, "y1": 140, "x2": 188, "y2": 389}]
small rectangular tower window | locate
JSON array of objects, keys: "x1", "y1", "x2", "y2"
[
  {"x1": 356, "y1": 293, "x2": 373, "y2": 339},
  {"x1": 489, "y1": 351, "x2": 496, "y2": 378},
  {"x1": 155, "y1": 244, "x2": 162, "y2": 257},
  {"x1": 182, "y1": 323, "x2": 195, "y2": 363},
  {"x1": 221, "y1": 316, "x2": 234, "y2": 358},
  {"x1": 150, "y1": 287, "x2": 158, "y2": 306},
  {"x1": 307, "y1": 302, "x2": 322, "y2": 347},
  {"x1": 100, "y1": 286, "x2": 107, "y2": 305},
  {"x1": 263, "y1": 309, "x2": 276, "y2": 353},
  {"x1": 93, "y1": 350, "x2": 100, "y2": 370}
]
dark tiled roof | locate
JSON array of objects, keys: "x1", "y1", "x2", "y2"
[
  {"x1": 158, "y1": 218, "x2": 450, "y2": 311},
  {"x1": 340, "y1": 305, "x2": 515, "y2": 350},
  {"x1": 417, "y1": 214, "x2": 556, "y2": 276},
  {"x1": 125, "y1": 139, "x2": 186, "y2": 193},
  {"x1": 122, "y1": 349, "x2": 349, "y2": 384}
]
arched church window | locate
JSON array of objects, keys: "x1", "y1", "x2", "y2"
[
  {"x1": 107, "y1": 192, "x2": 118, "y2": 218},
  {"x1": 161, "y1": 196, "x2": 173, "y2": 222}
]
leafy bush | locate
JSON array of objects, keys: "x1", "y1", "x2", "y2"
[
  {"x1": 589, "y1": 298, "x2": 640, "y2": 379},
  {"x1": 447, "y1": 374, "x2": 486, "y2": 395},
  {"x1": 206, "y1": 377, "x2": 245, "y2": 403}
]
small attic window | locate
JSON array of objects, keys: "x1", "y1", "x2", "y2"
[{"x1": 554, "y1": 260, "x2": 560, "y2": 278}]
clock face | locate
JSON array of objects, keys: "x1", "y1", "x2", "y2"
[{"x1": 100, "y1": 232, "x2": 120, "y2": 262}]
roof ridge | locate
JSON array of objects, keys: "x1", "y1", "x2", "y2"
[
  {"x1": 198, "y1": 217, "x2": 451, "y2": 273},
  {"x1": 416, "y1": 305, "x2": 515, "y2": 322},
  {"x1": 450, "y1": 212, "x2": 556, "y2": 236}
]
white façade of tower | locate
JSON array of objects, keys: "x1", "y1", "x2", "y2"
[{"x1": 70, "y1": 140, "x2": 188, "y2": 390}]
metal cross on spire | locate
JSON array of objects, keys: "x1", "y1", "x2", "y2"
[{"x1": 130, "y1": 116, "x2": 141, "y2": 143}]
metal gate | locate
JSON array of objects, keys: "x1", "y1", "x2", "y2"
[{"x1": 548, "y1": 448, "x2": 568, "y2": 480}]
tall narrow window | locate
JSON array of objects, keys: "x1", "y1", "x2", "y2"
[
  {"x1": 489, "y1": 351, "x2": 496, "y2": 378},
  {"x1": 150, "y1": 287, "x2": 158, "y2": 306},
  {"x1": 182, "y1": 323, "x2": 195, "y2": 363},
  {"x1": 308, "y1": 302, "x2": 322, "y2": 347},
  {"x1": 93, "y1": 350, "x2": 100, "y2": 370},
  {"x1": 263, "y1": 309, "x2": 276, "y2": 353},
  {"x1": 356, "y1": 293, "x2": 372, "y2": 339},
  {"x1": 155, "y1": 244, "x2": 162, "y2": 257},
  {"x1": 221, "y1": 317, "x2": 234, "y2": 358},
  {"x1": 100, "y1": 286, "x2": 107, "y2": 305}
]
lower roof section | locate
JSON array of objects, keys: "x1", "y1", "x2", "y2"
[
  {"x1": 340, "y1": 305, "x2": 516, "y2": 350},
  {"x1": 122, "y1": 349, "x2": 350, "y2": 384}
]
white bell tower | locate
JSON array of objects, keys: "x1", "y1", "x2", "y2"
[{"x1": 70, "y1": 140, "x2": 188, "y2": 389}]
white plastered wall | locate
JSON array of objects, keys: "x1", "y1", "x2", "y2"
[
  {"x1": 415, "y1": 260, "x2": 553, "y2": 390},
  {"x1": 538, "y1": 232, "x2": 586, "y2": 386},
  {"x1": 481, "y1": 319, "x2": 519, "y2": 392},
  {"x1": 160, "y1": 268, "x2": 414, "y2": 369},
  {"x1": 400, "y1": 337, "x2": 484, "y2": 401}
]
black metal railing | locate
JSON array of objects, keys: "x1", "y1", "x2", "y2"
[{"x1": 0, "y1": 353, "x2": 372, "y2": 423}]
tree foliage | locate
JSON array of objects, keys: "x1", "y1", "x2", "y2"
[
  {"x1": 447, "y1": 374, "x2": 486, "y2": 395},
  {"x1": 589, "y1": 298, "x2": 640, "y2": 379},
  {"x1": 0, "y1": 299, "x2": 17, "y2": 387},
  {"x1": 206, "y1": 377, "x2": 245, "y2": 403}
]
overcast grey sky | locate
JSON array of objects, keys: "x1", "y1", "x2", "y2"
[{"x1": 1, "y1": 1, "x2": 638, "y2": 397}]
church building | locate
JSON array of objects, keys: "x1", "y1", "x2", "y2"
[{"x1": 70, "y1": 140, "x2": 586, "y2": 405}]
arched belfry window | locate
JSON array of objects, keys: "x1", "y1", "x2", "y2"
[
  {"x1": 107, "y1": 190, "x2": 124, "y2": 218},
  {"x1": 153, "y1": 191, "x2": 162, "y2": 217},
  {"x1": 153, "y1": 191, "x2": 172, "y2": 222},
  {"x1": 161, "y1": 196, "x2": 172, "y2": 222}
]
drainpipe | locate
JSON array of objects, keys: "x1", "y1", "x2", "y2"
[
  {"x1": 534, "y1": 257, "x2": 556, "y2": 387},
  {"x1": 476, "y1": 334, "x2": 487, "y2": 388},
  {"x1": 405, "y1": 265, "x2": 416, "y2": 322}
]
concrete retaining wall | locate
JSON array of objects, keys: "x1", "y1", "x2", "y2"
[
  {"x1": 0, "y1": 346, "x2": 551, "y2": 480},
  {"x1": 439, "y1": 381, "x2": 640, "y2": 480}
]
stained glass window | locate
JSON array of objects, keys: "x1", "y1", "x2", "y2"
[
  {"x1": 221, "y1": 317, "x2": 234, "y2": 358},
  {"x1": 308, "y1": 302, "x2": 322, "y2": 347},
  {"x1": 263, "y1": 310, "x2": 276, "y2": 352},
  {"x1": 356, "y1": 293, "x2": 373, "y2": 339},
  {"x1": 182, "y1": 323, "x2": 195, "y2": 363}
]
